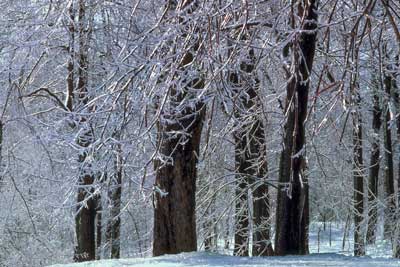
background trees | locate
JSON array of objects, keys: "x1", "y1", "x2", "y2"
[{"x1": 1, "y1": 0, "x2": 400, "y2": 266}]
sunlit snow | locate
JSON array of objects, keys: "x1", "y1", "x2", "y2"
[
  {"x1": 48, "y1": 223, "x2": 400, "y2": 267},
  {"x1": 48, "y1": 252, "x2": 400, "y2": 267}
]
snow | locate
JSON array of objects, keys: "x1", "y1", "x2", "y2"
[
  {"x1": 48, "y1": 252, "x2": 400, "y2": 267},
  {"x1": 47, "y1": 223, "x2": 400, "y2": 267}
]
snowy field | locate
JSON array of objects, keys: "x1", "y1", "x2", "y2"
[{"x1": 48, "y1": 223, "x2": 400, "y2": 267}]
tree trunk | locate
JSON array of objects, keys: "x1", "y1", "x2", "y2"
[
  {"x1": 233, "y1": 123, "x2": 250, "y2": 256},
  {"x1": 395, "y1": 91, "x2": 400, "y2": 259},
  {"x1": 352, "y1": 94, "x2": 365, "y2": 256},
  {"x1": 109, "y1": 141, "x2": 122, "y2": 259},
  {"x1": 153, "y1": 101, "x2": 205, "y2": 256},
  {"x1": 74, "y1": 0, "x2": 96, "y2": 262},
  {"x1": 234, "y1": 88, "x2": 273, "y2": 256},
  {"x1": 96, "y1": 195, "x2": 102, "y2": 260},
  {"x1": 230, "y1": 26, "x2": 273, "y2": 256},
  {"x1": 274, "y1": 0, "x2": 317, "y2": 256},
  {"x1": 152, "y1": 0, "x2": 205, "y2": 257},
  {"x1": 252, "y1": 175, "x2": 274, "y2": 256},
  {"x1": 390, "y1": 63, "x2": 400, "y2": 258},
  {"x1": 366, "y1": 81, "x2": 382, "y2": 244},
  {"x1": 203, "y1": 198, "x2": 215, "y2": 252},
  {"x1": 383, "y1": 73, "x2": 396, "y2": 239}
]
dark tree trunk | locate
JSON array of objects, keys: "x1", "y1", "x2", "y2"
[
  {"x1": 252, "y1": 166, "x2": 274, "y2": 256},
  {"x1": 395, "y1": 99, "x2": 400, "y2": 258},
  {"x1": 394, "y1": 73, "x2": 400, "y2": 259},
  {"x1": 152, "y1": 0, "x2": 205, "y2": 257},
  {"x1": 233, "y1": 103, "x2": 250, "y2": 256},
  {"x1": 233, "y1": 86, "x2": 273, "y2": 257},
  {"x1": 153, "y1": 101, "x2": 205, "y2": 256},
  {"x1": 230, "y1": 28, "x2": 273, "y2": 256},
  {"x1": 352, "y1": 93, "x2": 365, "y2": 256},
  {"x1": 383, "y1": 73, "x2": 396, "y2": 239},
  {"x1": 233, "y1": 131, "x2": 250, "y2": 256},
  {"x1": 66, "y1": 2, "x2": 75, "y2": 112},
  {"x1": 274, "y1": 0, "x2": 317, "y2": 256},
  {"x1": 96, "y1": 195, "x2": 102, "y2": 260},
  {"x1": 109, "y1": 142, "x2": 122, "y2": 259},
  {"x1": 366, "y1": 82, "x2": 382, "y2": 244},
  {"x1": 75, "y1": 129, "x2": 96, "y2": 262},
  {"x1": 75, "y1": 173, "x2": 96, "y2": 261},
  {"x1": 381, "y1": 8, "x2": 400, "y2": 258},
  {"x1": 74, "y1": 0, "x2": 96, "y2": 262},
  {"x1": 389, "y1": 64, "x2": 400, "y2": 258}
]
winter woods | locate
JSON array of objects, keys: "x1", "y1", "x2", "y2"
[{"x1": 1, "y1": 0, "x2": 400, "y2": 266}]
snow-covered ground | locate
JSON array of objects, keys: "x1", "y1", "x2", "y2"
[
  {"x1": 48, "y1": 222, "x2": 400, "y2": 267},
  {"x1": 48, "y1": 252, "x2": 400, "y2": 267}
]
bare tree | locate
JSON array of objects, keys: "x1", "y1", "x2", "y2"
[
  {"x1": 274, "y1": 0, "x2": 318, "y2": 256},
  {"x1": 367, "y1": 75, "x2": 382, "y2": 244},
  {"x1": 152, "y1": 0, "x2": 206, "y2": 256}
]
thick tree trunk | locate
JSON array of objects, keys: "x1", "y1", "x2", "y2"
[
  {"x1": 153, "y1": 101, "x2": 205, "y2": 256},
  {"x1": 383, "y1": 74, "x2": 396, "y2": 239},
  {"x1": 366, "y1": 84, "x2": 382, "y2": 244},
  {"x1": 74, "y1": 0, "x2": 96, "y2": 262},
  {"x1": 152, "y1": 0, "x2": 205, "y2": 256},
  {"x1": 274, "y1": 0, "x2": 317, "y2": 256},
  {"x1": 75, "y1": 128, "x2": 96, "y2": 262},
  {"x1": 75, "y1": 173, "x2": 96, "y2": 261}
]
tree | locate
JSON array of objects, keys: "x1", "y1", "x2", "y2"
[
  {"x1": 351, "y1": 86, "x2": 365, "y2": 257},
  {"x1": 71, "y1": 0, "x2": 98, "y2": 261},
  {"x1": 383, "y1": 61, "x2": 396, "y2": 240},
  {"x1": 152, "y1": 0, "x2": 206, "y2": 256},
  {"x1": 274, "y1": 0, "x2": 318, "y2": 256},
  {"x1": 231, "y1": 40, "x2": 273, "y2": 256},
  {"x1": 366, "y1": 76, "x2": 382, "y2": 244},
  {"x1": 108, "y1": 135, "x2": 123, "y2": 259}
]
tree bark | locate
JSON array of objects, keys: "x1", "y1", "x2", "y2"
[
  {"x1": 74, "y1": 0, "x2": 96, "y2": 262},
  {"x1": 96, "y1": 195, "x2": 102, "y2": 260},
  {"x1": 203, "y1": 196, "x2": 216, "y2": 252},
  {"x1": 233, "y1": 116, "x2": 250, "y2": 256},
  {"x1": 109, "y1": 141, "x2": 122, "y2": 259},
  {"x1": 352, "y1": 93, "x2": 365, "y2": 256},
  {"x1": 153, "y1": 100, "x2": 205, "y2": 256},
  {"x1": 389, "y1": 62, "x2": 400, "y2": 258},
  {"x1": 274, "y1": 0, "x2": 317, "y2": 256},
  {"x1": 232, "y1": 65, "x2": 250, "y2": 256},
  {"x1": 383, "y1": 73, "x2": 396, "y2": 239},
  {"x1": 232, "y1": 55, "x2": 273, "y2": 256},
  {"x1": 152, "y1": 1, "x2": 205, "y2": 256},
  {"x1": 366, "y1": 81, "x2": 382, "y2": 244}
]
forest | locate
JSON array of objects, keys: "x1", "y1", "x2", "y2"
[{"x1": 1, "y1": 0, "x2": 400, "y2": 266}]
